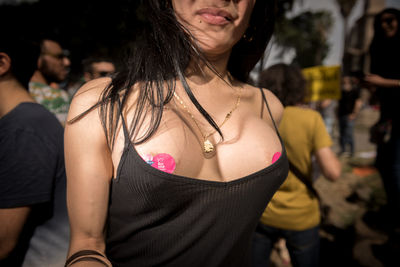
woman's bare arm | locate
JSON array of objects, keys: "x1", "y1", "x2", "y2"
[
  {"x1": 65, "y1": 78, "x2": 114, "y2": 266},
  {"x1": 315, "y1": 147, "x2": 341, "y2": 182},
  {"x1": 364, "y1": 74, "x2": 400, "y2": 88}
]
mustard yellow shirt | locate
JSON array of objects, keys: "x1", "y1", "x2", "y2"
[{"x1": 260, "y1": 106, "x2": 332, "y2": 230}]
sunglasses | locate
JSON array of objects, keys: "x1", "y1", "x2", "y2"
[{"x1": 98, "y1": 71, "x2": 113, "y2": 77}]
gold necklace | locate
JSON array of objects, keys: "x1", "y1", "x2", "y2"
[{"x1": 173, "y1": 77, "x2": 242, "y2": 157}]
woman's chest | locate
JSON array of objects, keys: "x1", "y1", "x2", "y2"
[{"x1": 112, "y1": 106, "x2": 282, "y2": 182}]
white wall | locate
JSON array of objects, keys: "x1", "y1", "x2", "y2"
[{"x1": 386, "y1": 0, "x2": 400, "y2": 9}]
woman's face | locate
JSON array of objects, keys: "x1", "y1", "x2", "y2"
[
  {"x1": 381, "y1": 12, "x2": 398, "y2": 38},
  {"x1": 171, "y1": 0, "x2": 256, "y2": 56}
]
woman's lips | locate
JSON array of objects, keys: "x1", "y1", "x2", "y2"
[{"x1": 197, "y1": 8, "x2": 233, "y2": 25}]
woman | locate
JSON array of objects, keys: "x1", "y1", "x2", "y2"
[
  {"x1": 365, "y1": 7, "x2": 400, "y2": 258},
  {"x1": 252, "y1": 64, "x2": 341, "y2": 267},
  {"x1": 65, "y1": 1, "x2": 288, "y2": 266}
]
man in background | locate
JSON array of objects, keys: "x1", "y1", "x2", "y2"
[
  {"x1": 30, "y1": 37, "x2": 71, "y2": 125},
  {"x1": 67, "y1": 56, "x2": 116, "y2": 97},
  {"x1": 83, "y1": 56, "x2": 115, "y2": 81},
  {"x1": 0, "y1": 35, "x2": 69, "y2": 266}
]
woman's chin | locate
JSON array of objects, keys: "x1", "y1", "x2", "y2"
[{"x1": 197, "y1": 41, "x2": 234, "y2": 58}]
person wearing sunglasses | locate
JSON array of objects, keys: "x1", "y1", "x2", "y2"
[
  {"x1": 29, "y1": 38, "x2": 71, "y2": 126},
  {"x1": 67, "y1": 56, "x2": 116, "y2": 98},
  {"x1": 83, "y1": 57, "x2": 116, "y2": 81}
]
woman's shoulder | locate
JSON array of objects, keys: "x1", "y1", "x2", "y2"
[
  {"x1": 259, "y1": 87, "x2": 282, "y2": 106},
  {"x1": 255, "y1": 86, "x2": 284, "y2": 124},
  {"x1": 68, "y1": 77, "x2": 112, "y2": 119},
  {"x1": 243, "y1": 83, "x2": 282, "y2": 106}
]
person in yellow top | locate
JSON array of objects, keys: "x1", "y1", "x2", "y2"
[{"x1": 252, "y1": 64, "x2": 341, "y2": 267}]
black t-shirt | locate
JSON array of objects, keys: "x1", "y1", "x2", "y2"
[
  {"x1": 0, "y1": 102, "x2": 69, "y2": 266},
  {"x1": 370, "y1": 37, "x2": 400, "y2": 136},
  {"x1": 338, "y1": 87, "x2": 360, "y2": 117}
]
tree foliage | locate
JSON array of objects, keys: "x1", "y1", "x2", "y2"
[
  {"x1": 275, "y1": 0, "x2": 298, "y2": 19},
  {"x1": 274, "y1": 10, "x2": 333, "y2": 68}
]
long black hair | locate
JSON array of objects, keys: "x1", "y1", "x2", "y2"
[
  {"x1": 371, "y1": 8, "x2": 400, "y2": 43},
  {"x1": 72, "y1": 0, "x2": 277, "y2": 148},
  {"x1": 369, "y1": 8, "x2": 400, "y2": 77}
]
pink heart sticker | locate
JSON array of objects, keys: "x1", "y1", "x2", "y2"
[{"x1": 151, "y1": 153, "x2": 176, "y2": 174}]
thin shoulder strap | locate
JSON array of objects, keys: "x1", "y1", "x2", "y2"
[
  {"x1": 288, "y1": 159, "x2": 320, "y2": 200},
  {"x1": 260, "y1": 88, "x2": 279, "y2": 134},
  {"x1": 117, "y1": 99, "x2": 131, "y2": 148}
]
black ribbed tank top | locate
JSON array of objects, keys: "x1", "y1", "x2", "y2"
[{"x1": 106, "y1": 89, "x2": 288, "y2": 267}]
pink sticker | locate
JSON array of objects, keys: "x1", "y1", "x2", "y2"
[
  {"x1": 151, "y1": 153, "x2": 176, "y2": 174},
  {"x1": 271, "y1": 152, "x2": 281, "y2": 164}
]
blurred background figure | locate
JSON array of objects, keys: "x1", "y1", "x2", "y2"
[
  {"x1": 29, "y1": 37, "x2": 71, "y2": 126},
  {"x1": 0, "y1": 34, "x2": 69, "y2": 267},
  {"x1": 317, "y1": 98, "x2": 337, "y2": 138},
  {"x1": 83, "y1": 56, "x2": 115, "y2": 81},
  {"x1": 365, "y1": 7, "x2": 400, "y2": 260},
  {"x1": 252, "y1": 63, "x2": 341, "y2": 267},
  {"x1": 67, "y1": 56, "x2": 116, "y2": 98},
  {"x1": 338, "y1": 74, "x2": 363, "y2": 157}
]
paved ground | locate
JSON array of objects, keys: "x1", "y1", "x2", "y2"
[{"x1": 269, "y1": 104, "x2": 397, "y2": 267}]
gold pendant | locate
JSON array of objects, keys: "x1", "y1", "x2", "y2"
[{"x1": 203, "y1": 139, "x2": 214, "y2": 154}]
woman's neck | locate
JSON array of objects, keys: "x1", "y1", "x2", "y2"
[{"x1": 186, "y1": 49, "x2": 232, "y2": 87}]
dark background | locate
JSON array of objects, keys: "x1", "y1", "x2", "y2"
[{"x1": 0, "y1": 0, "x2": 145, "y2": 80}]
